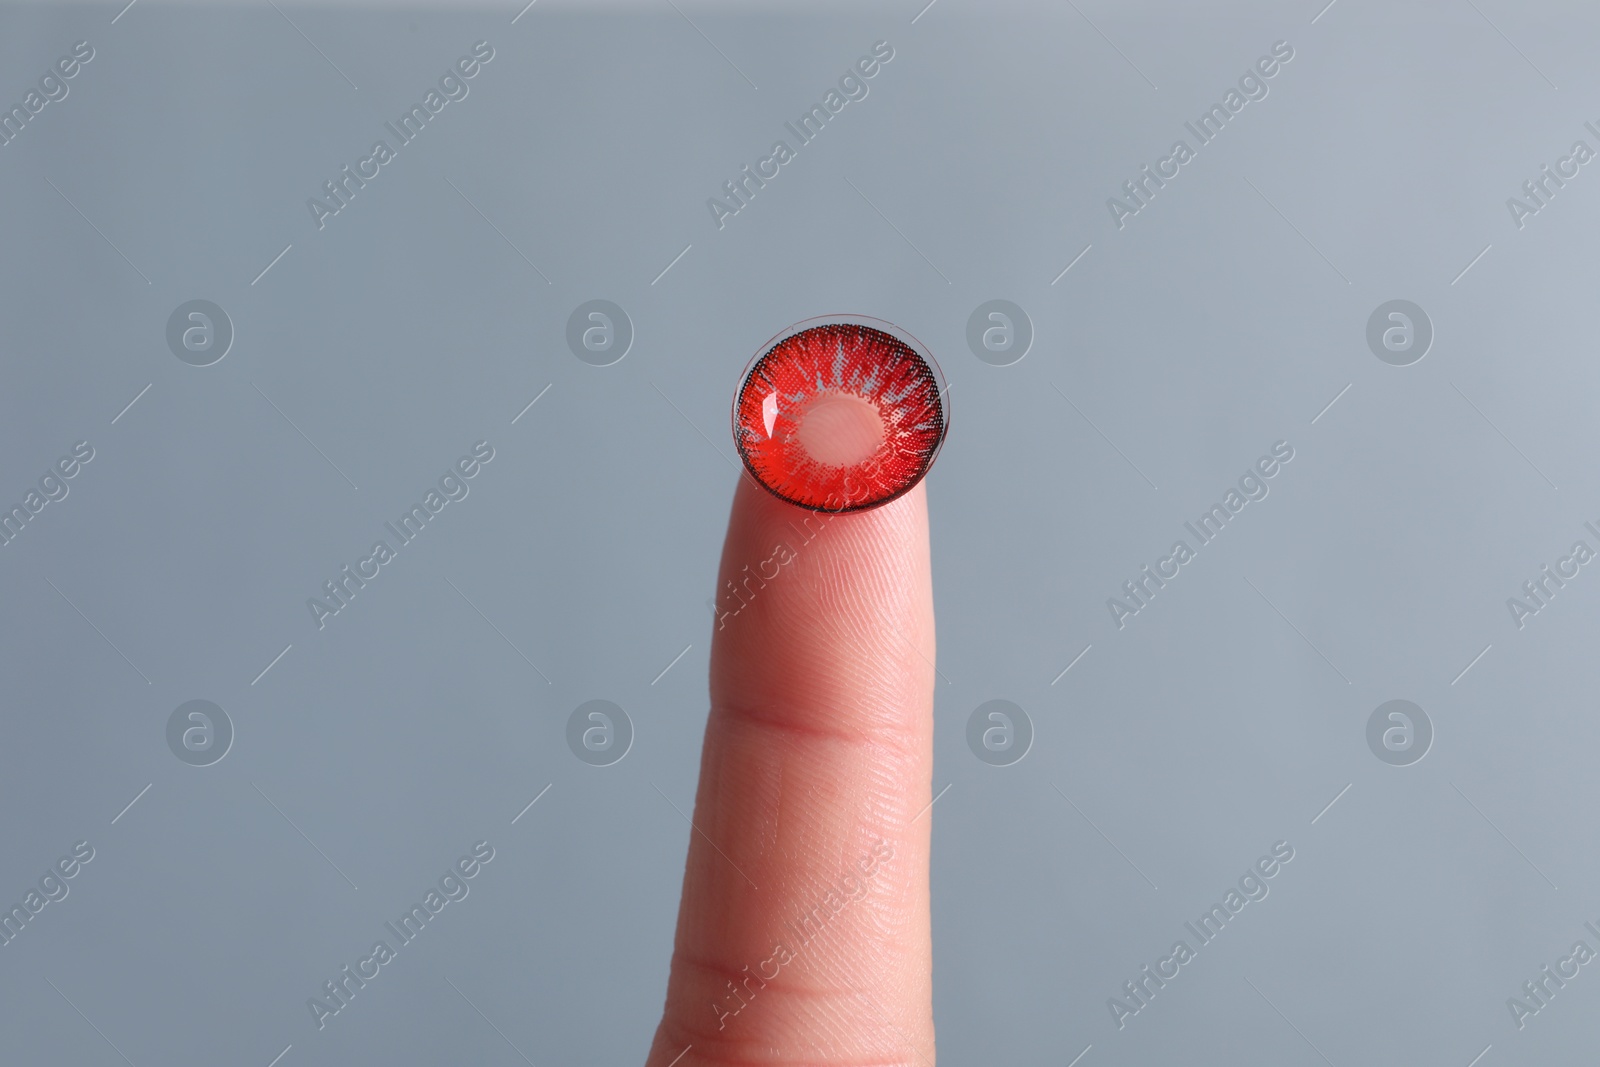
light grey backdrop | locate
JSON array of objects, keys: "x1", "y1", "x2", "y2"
[{"x1": 2, "y1": 0, "x2": 1598, "y2": 1063}]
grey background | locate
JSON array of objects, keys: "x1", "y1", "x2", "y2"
[{"x1": 1, "y1": 0, "x2": 1597, "y2": 1063}]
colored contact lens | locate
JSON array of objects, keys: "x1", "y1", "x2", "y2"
[{"x1": 733, "y1": 317, "x2": 948, "y2": 512}]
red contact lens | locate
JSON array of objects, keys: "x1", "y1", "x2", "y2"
[{"x1": 733, "y1": 317, "x2": 948, "y2": 512}]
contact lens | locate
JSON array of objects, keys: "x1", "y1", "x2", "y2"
[{"x1": 733, "y1": 317, "x2": 948, "y2": 512}]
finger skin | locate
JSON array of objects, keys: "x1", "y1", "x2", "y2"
[{"x1": 644, "y1": 475, "x2": 937, "y2": 1067}]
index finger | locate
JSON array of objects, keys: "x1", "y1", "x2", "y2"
[{"x1": 644, "y1": 474, "x2": 937, "y2": 1066}]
